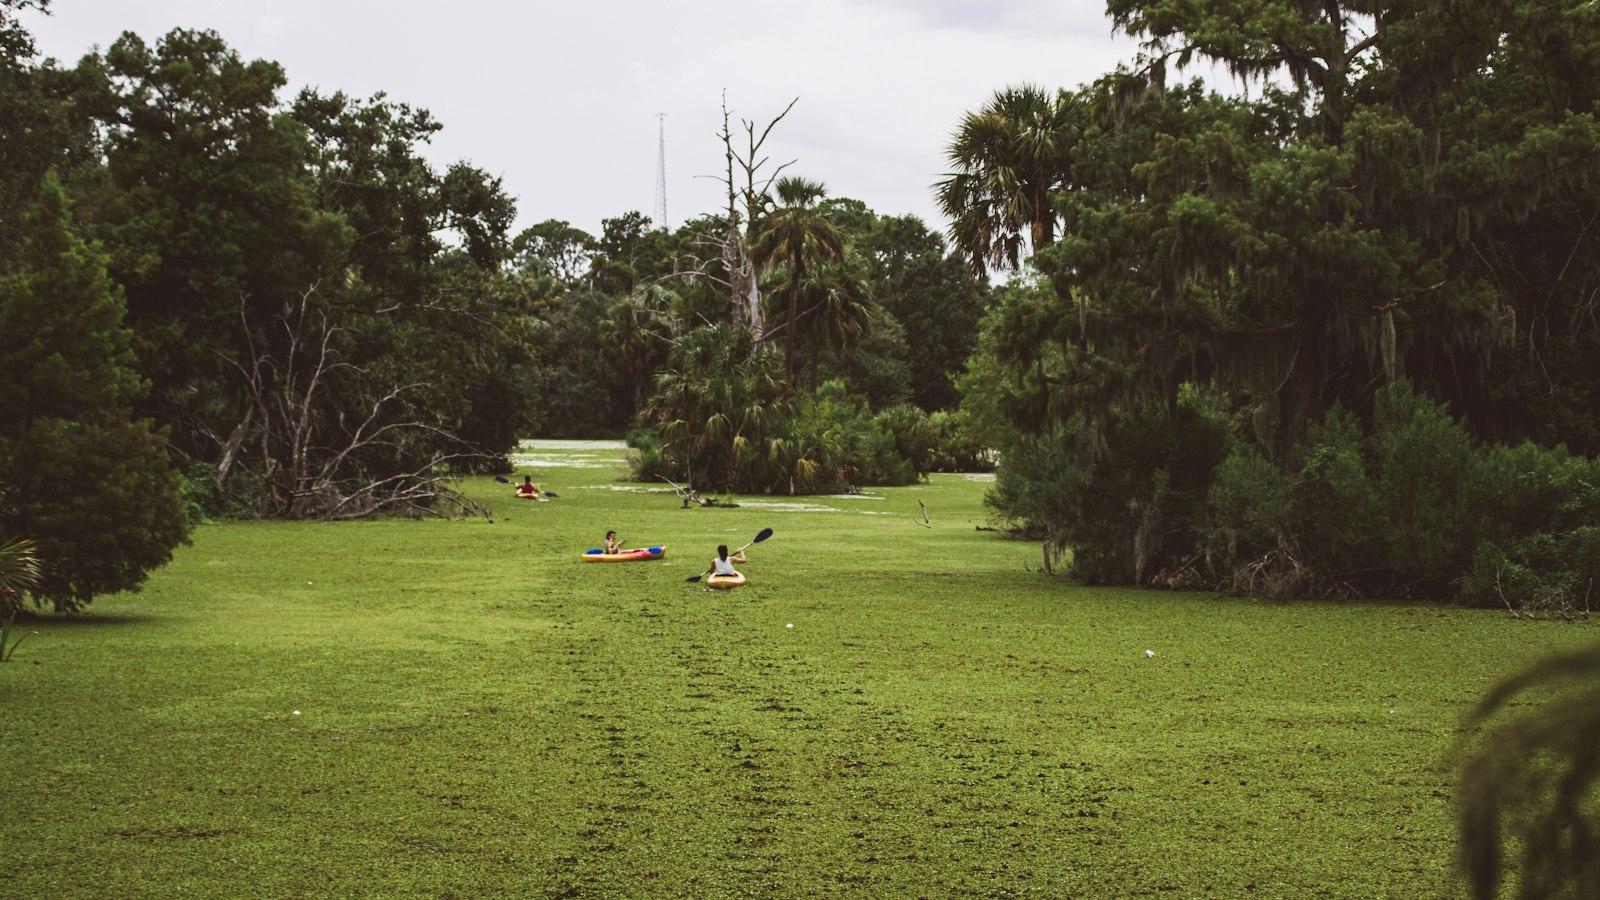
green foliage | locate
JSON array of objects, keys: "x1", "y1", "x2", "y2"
[
  {"x1": 926, "y1": 410, "x2": 994, "y2": 473},
  {"x1": 0, "y1": 0, "x2": 85, "y2": 254},
  {"x1": 69, "y1": 28, "x2": 346, "y2": 453},
  {"x1": 637, "y1": 327, "x2": 921, "y2": 494},
  {"x1": 1458, "y1": 442, "x2": 1600, "y2": 615},
  {"x1": 875, "y1": 404, "x2": 938, "y2": 475},
  {"x1": 1204, "y1": 382, "x2": 1600, "y2": 610},
  {"x1": 0, "y1": 173, "x2": 188, "y2": 612},
  {"x1": 857, "y1": 215, "x2": 991, "y2": 411},
  {"x1": 753, "y1": 176, "x2": 849, "y2": 384},
  {"x1": 1457, "y1": 642, "x2": 1600, "y2": 900},
  {"x1": 828, "y1": 308, "x2": 914, "y2": 410},
  {"x1": 176, "y1": 460, "x2": 261, "y2": 524},
  {"x1": 513, "y1": 219, "x2": 595, "y2": 286},
  {"x1": 521, "y1": 289, "x2": 634, "y2": 438},
  {"x1": 953, "y1": 1, "x2": 1600, "y2": 611},
  {"x1": 0, "y1": 535, "x2": 41, "y2": 619},
  {"x1": 937, "y1": 84, "x2": 1080, "y2": 276}
]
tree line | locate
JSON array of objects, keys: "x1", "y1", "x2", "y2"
[
  {"x1": 944, "y1": 0, "x2": 1600, "y2": 615},
  {"x1": 0, "y1": 1, "x2": 993, "y2": 612}
]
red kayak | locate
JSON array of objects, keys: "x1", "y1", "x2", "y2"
[{"x1": 581, "y1": 545, "x2": 666, "y2": 563}]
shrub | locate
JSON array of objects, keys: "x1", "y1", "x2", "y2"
[
  {"x1": 927, "y1": 410, "x2": 995, "y2": 472},
  {"x1": 1458, "y1": 442, "x2": 1600, "y2": 614},
  {"x1": 177, "y1": 461, "x2": 263, "y2": 524},
  {"x1": 875, "y1": 404, "x2": 938, "y2": 476},
  {"x1": 634, "y1": 328, "x2": 923, "y2": 494},
  {"x1": 987, "y1": 388, "x2": 1232, "y2": 584},
  {"x1": 0, "y1": 174, "x2": 188, "y2": 613},
  {"x1": 624, "y1": 428, "x2": 673, "y2": 485},
  {"x1": 1204, "y1": 381, "x2": 1600, "y2": 610}
]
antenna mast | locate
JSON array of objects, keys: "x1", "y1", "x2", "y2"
[{"x1": 654, "y1": 112, "x2": 669, "y2": 230}]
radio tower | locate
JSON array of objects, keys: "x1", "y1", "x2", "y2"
[{"x1": 654, "y1": 113, "x2": 669, "y2": 230}]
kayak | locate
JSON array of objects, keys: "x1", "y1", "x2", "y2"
[
  {"x1": 706, "y1": 571, "x2": 747, "y2": 590},
  {"x1": 581, "y1": 545, "x2": 666, "y2": 563}
]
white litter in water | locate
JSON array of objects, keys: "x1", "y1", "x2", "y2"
[
  {"x1": 1144, "y1": 649, "x2": 1156, "y2": 658},
  {"x1": 786, "y1": 623, "x2": 794, "y2": 629},
  {"x1": 509, "y1": 456, "x2": 609, "y2": 469},
  {"x1": 292, "y1": 710, "x2": 301, "y2": 716},
  {"x1": 735, "y1": 500, "x2": 840, "y2": 513}
]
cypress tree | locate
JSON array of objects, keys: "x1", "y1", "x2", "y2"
[{"x1": 0, "y1": 172, "x2": 188, "y2": 613}]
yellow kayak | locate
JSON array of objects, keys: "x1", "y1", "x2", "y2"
[{"x1": 706, "y1": 571, "x2": 746, "y2": 590}]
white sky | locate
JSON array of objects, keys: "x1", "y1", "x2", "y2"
[{"x1": 23, "y1": 1, "x2": 1148, "y2": 237}]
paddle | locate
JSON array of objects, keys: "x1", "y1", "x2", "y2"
[{"x1": 685, "y1": 528, "x2": 773, "y2": 583}]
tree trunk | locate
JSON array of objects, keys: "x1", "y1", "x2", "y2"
[
  {"x1": 809, "y1": 330, "x2": 820, "y2": 392},
  {"x1": 1279, "y1": 303, "x2": 1328, "y2": 464},
  {"x1": 215, "y1": 406, "x2": 253, "y2": 486},
  {"x1": 745, "y1": 257, "x2": 763, "y2": 335},
  {"x1": 786, "y1": 250, "x2": 802, "y2": 383}
]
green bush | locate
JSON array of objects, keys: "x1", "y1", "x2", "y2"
[
  {"x1": 624, "y1": 428, "x2": 673, "y2": 486},
  {"x1": 1204, "y1": 382, "x2": 1600, "y2": 610},
  {"x1": 0, "y1": 174, "x2": 189, "y2": 613},
  {"x1": 927, "y1": 410, "x2": 995, "y2": 473},
  {"x1": 875, "y1": 404, "x2": 938, "y2": 476},
  {"x1": 633, "y1": 327, "x2": 922, "y2": 494},
  {"x1": 177, "y1": 461, "x2": 263, "y2": 524},
  {"x1": 987, "y1": 388, "x2": 1232, "y2": 584},
  {"x1": 1458, "y1": 442, "x2": 1600, "y2": 613}
]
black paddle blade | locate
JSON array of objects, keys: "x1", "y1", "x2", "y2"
[
  {"x1": 751, "y1": 527, "x2": 774, "y2": 544},
  {"x1": 542, "y1": 491, "x2": 559, "y2": 498},
  {"x1": 685, "y1": 573, "x2": 705, "y2": 583},
  {"x1": 494, "y1": 475, "x2": 510, "y2": 484}
]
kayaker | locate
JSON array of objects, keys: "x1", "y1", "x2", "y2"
[
  {"x1": 516, "y1": 476, "x2": 540, "y2": 500},
  {"x1": 604, "y1": 531, "x2": 622, "y2": 554},
  {"x1": 711, "y1": 544, "x2": 746, "y2": 577}
]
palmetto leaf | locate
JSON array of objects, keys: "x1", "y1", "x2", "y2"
[{"x1": 0, "y1": 537, "x2": 41, "y2": 616}]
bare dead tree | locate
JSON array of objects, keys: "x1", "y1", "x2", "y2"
[
  {"x1": 220, "y1": 285, "x2": 488, "y2": 521},
  {"x1": 694, "y1": 92, "x2": 799, "y2": 334},
  {"x1": 660, "y1": 93, "x2": 800, "y2": 337}
]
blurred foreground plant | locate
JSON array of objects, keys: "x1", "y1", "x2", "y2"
[{"x1": 1457, "y1": 643, "x2": 1600, "y2": 899}]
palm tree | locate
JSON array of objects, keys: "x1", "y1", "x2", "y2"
[
  {"x1": 601, "y1": 284, "x2": 677, "y2": 412},
  {"x1": 936, "y1": 84, "x2": 1080, "y2": 277},
  {"x1": 794, "y1": 261, "x2": 875, "y2": 391},
  {"x1": 646, "y1": 325, "x2": 792, "y2": 491},
  {"x1": 753, "y1": 176, "x2": 845, "y2": 383}
]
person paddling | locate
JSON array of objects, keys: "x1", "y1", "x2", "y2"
[
  {"x1": 711, "y1": 543, "x2": 746, "y2": 577},
  {"x1": 515, "y1": 476, "x2": 540, "y2": 500}
]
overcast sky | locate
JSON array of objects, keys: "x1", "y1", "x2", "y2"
[{"x1": 23, "y1": 1, "x2": 1149, "y2": 237}]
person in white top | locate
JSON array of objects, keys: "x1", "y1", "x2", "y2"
[{"x1": 711, "y1": 544, "x2": 746, "y2": 576}]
